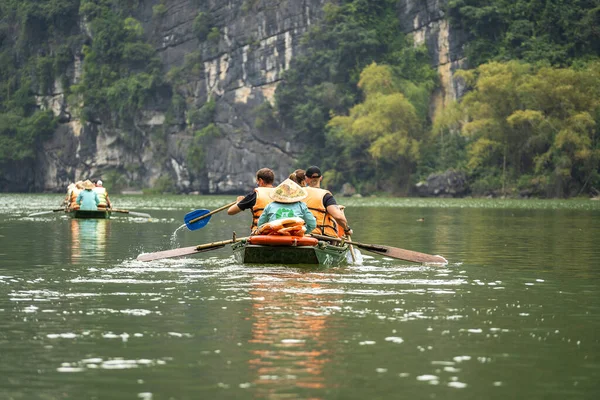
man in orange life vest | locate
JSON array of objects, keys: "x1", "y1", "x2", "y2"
[
  {"x1": 227, "y1": 168, "x2": 275, "y2": 231},
  {"x1": 93, "y1": 180, "x2": 112, "y2": 209},
  {"x1": 304, "y1": 166, "x2": 353, "y2": 237}
]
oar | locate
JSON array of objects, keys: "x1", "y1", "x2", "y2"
[
  {"x1": 311, "y1": 234, "x2": 447, "y2": 265},
  {"x1": 184, "y1": 201, "x2": 236, "y2": 231},
  {"x1": 28, "y1": 208, "x2": 65, "y2": 217},
  {"x1": 137, "y1": 236, "x2": 248, "y2": 262},
  {"x1": 347, "y1": 235, "x2": 357, "y2": 263},
  {"x1": 111, "y1": 209, "x2": 152, "y2": 218}
]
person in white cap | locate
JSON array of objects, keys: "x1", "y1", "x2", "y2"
[
  {"x1": 94, "y1": 179, "x2": 112, "y2": 209},
  {"x1": 257, "y1": 179, "x2": 316, "y2": 233}
]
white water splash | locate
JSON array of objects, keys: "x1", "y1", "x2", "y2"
[{"x1": 170, "y1": 223, "x2": 187, "y2": 247}]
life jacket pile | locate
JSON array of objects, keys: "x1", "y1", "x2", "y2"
[{"x1": 255, "y1": 217, "x2": 307, "y2": 237}]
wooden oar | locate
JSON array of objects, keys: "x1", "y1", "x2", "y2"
[
  {"x1": 137, "y1": 236, "x2": 248, "y2": 262},
  {"x1": 347, "y1": 235, "x2": 357, "y2": 263},
  {"x1": 111, "y1": 209, "x2": 152, "y2": 218},
  {"x1": 311, "y1": 234, "x2": 447, "y2": 265},
  {"x1": 28, "y1": 208, "x2": 65, "y2": 217},
  {"x1": 184, "y1": 201, "x2": 236, "y2": 231}
]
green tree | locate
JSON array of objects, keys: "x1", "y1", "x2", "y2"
[
  {"x1": 448, "y1": 0, "x2": 600, "y2": 66},
  {"x1": 436, "y1": 60, "x2": 600, "y2": 196},
  {"x1": 275, "y1": 0, "x2": 436, "y2": 192},
  {"x1": 328, "y1": 63, "x2": 425, "y2": 193}
]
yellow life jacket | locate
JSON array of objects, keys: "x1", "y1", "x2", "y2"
[
  {"x1": 69, "y1": 188, "x2": 81, "y2": 210},
  {"x1": 251, "y1": 187, "x2": 275, "y2": 230},
  {"x1": 94, "y1": 187, "x2": 108, "y2": 207},
  {"x1": 304, "y1": 187, "x2": 339, "y2": 237}
]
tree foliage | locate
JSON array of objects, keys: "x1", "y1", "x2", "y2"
[
  {"x1": 448, "y1": 0, "x2": 600, "y2": 66},
  {"x1": 275, "y1": 0, "x2": 437, "y2": 192},
  {"x1": 72, "y1": 0, "x2": 163, "y2": 126},
  {"x1": 0, "y1": 0, "x2": 164, "y2": 168},
  {"x1": 328, "y1": 63, "x2": 427, "y2": 192},
  {"x1": 436, "y1": 61, "x2": 600, "y2": 196}
]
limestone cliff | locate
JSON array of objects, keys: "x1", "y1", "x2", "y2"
[{"x1": 27, "y1": 0, "x2": 465, "y2": 194}]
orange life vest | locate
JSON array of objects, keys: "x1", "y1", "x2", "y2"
[
  {"x1": 248, "y1": 235, "x2": 318, "y2": 247},
  {"x1": 94, "y1": 187, "x2": 109, "y2": 207},
  {"x1": 304, "y1": 187, "x2": 339, "y2": 237},
  {"x1": 69, "y1": 188, "x2": 81, "y2": 210},
  {"x1": 251, "y1": 187, "x2": 275, "y2": 230}
]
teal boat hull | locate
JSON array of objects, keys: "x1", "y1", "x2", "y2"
[
  {"x1": 67, "y1": 209, "x2": 111, "y2": 219},
  {"x1": 231, "y1": 240, "x2": 348, "y2": 267}
]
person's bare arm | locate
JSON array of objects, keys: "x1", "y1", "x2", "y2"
[
  {"x1": 227, "y1": 196, "x2": 245, "y2": 215},
  {"x1": 326, "y1": 205, "x2": 353, "y2": 235}
]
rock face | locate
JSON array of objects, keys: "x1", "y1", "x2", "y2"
[
  {"x1": 6, "y1": 0, "x2": 466, "y2": 194},
  {"x1": 415, "y1": 170, "x2": 468, "y2": 197},
  {"x1": 397, "y1": 0, "x2": 468, "y2": 115}
]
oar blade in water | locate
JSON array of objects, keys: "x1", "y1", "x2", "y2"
[
  {"x1": 111, "y1": 209, "x2": 151, "y2": 218},
  {"x1": 28, "y1": 208, "x2": 65, "y2": 217},
  {"x1": 137, "y1": 244, "x2": 226, "y2": 262},
  {"x1": 311, "y1": 234, "x2": 447, "y2": 265},
  {"x1": 126, "y1": 211, "x2": 152, "y2": 218},
  {"x1": 184, "y1": 209, "x2": 211, "y2": 231},
  {"x1": 362, "y1": 244, "x2": 447, "y2": 265},
  {"x1": 137, "y1": 236, "x2": 248, "y2": 262}
]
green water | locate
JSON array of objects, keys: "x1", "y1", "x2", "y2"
[{"x1": 1, "y1": 194, "x2": 599, "y2": 399}]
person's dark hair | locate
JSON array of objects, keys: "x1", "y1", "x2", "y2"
[
  {"x1": 256, "y1": 168, "x2": 275, "y2": 184},
  {"x1": 306, "y1": 166, "x2": 322, "y2": 178},
  {"x1": 289, "y1": 169, "x2": 306, "y2": 186}
]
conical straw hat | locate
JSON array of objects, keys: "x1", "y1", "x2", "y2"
[
  {"x1": 269, "y1": 178, "x2": 308, "y2": 203},
  {"x1": 83, "y1": 180, "x2": 95, "y2": 190}
]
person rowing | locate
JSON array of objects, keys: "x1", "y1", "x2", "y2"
[
  {"x1": 227, "y1": 168, "x2": 275, "y2": 232},
  {"x1": 304, "y1": 166, "x2": 352, "y2": 237},
  {"x1": 93, "y1": 179, "x2": 112, "y2": 209}
]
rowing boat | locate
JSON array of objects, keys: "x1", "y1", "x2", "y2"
[
  {"x1": 66, "y1": 209, "x2": 111, "y2": 219},
  {"x1": 231, "y1": 235, "x2": 349, "y2": 267}
]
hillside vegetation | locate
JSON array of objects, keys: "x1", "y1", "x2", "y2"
[{"x1": 1, "y1": 0, "x2": 598, "y2": 197}]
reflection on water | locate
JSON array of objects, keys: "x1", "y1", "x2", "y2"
[
  {"x1": 248, "y1": 274, "x2": 336, "y2": 398},
  {"x1": 70, "y1": 219, "x2": 109, "y2": 262}
]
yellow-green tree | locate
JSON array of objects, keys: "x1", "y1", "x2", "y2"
[
  {"x1": 435, "y1": 60, "x2": 600, "y2": 197},
  {"x1": 327, "y1": 62, "x2": 424, "y2": 193}
]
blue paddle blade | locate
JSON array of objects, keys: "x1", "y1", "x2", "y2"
[{"x1": 184, "y1": 209, "x2": 212, "y2": 231}]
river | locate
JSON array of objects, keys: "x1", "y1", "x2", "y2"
[{"x1": 1, "y1": 194, "x2": 599, "y2": 399}]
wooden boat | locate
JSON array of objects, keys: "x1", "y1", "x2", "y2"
[
  {"x1": 66, "y1": 209, "x2": 111, "y2": 219},
  {"x1": 231, "y1": 235, "x2": 349, "y2": 267}
]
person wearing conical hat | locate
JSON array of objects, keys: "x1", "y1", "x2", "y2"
[
  {"x1": 257, "y1": 179, "x2": 317, "y2": 233},
  {"x1": 76, "y1": 180, "x2": 100, "y2": 211}
]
